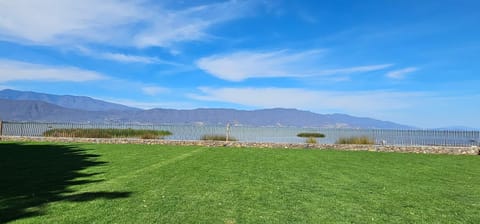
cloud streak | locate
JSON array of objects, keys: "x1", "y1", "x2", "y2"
[
  {"x1": 196, "y1": 50, "x2": 392, "y2": 81},
  {"x1": 101, "y1": 53, "x2": 173, "y2": 65},
  {"x1": 133, "y1": 1, "x2": 260, "y2": 48},
  {"x1": 141, "y1": 86, "x2": 169, "y2": 96},
  {"x1": 0, "y1": 59, "x2": 107, "y2": 82},
  {"x1": 0, "y1": 0, "x2": 143, "y2": 45},
  {"x1": 0, "y1": 0, "x2": 260, "y2": 48},
  {"x1": 386, "y1": 67, "x2": 418, "y2": 79},
  {"x1": 75, "y1": 47, "x2": 182, "y2": 66}
]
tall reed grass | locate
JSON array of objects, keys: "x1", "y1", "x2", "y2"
[
  {"x1": 43, "y1": 128, "x2": 172, "y2": 139},
  {"x1": 336, "y1": 136, "x2": 375, "y2": 145}
]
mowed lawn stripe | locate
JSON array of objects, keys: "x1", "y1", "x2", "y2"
[{"x1": 75, "y1": 147, "x2": 206, "y2": 192}]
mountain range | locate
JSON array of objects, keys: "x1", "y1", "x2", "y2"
[
  {"x1": 0, "y1": 89, "x2": 413, "y2": 129},
  {"x1": 0, "y1": 89, "x2": 136, "y2": 111}
]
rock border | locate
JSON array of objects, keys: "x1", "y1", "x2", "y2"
[{"x1": 1, "y1": 136, "x2": 479, "y2": 155}]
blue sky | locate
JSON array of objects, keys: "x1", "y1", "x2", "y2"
[{"x1": 0, "y1": 0, "x2": 479, "y2": 128}]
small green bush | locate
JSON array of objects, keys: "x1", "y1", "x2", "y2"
[
  {"x1": 297, "y1": 132, "x2": 325, "y2": 138},
  {"x1": 336, "y1": 136, "x2": 374, "y2": 145},
  {"x1": 297, "y1": 132, "x2": 324, "y2": 143},
  {"x1": 140, "y1": 133, "x2": 158, "y2": 139},
  {"x1": 201, "y1": 134, "x2": 237, "y2": 141}
]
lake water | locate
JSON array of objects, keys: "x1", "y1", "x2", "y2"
[{"x1": 2, "y1": 122, "x2": 479, "y2": 147}]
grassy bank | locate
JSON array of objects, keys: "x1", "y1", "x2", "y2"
[
  {"x1": 43, "y1": 128, "x2": 172, "y2": 139},
  {"x1": 1, "y1": 142, "x2": 479, "y2": 223}
]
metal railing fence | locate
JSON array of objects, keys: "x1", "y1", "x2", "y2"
[{"x1": 1, "y1": 121, "x2": 479, "y2": 147}]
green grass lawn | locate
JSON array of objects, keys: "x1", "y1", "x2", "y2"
[{"x1": 1, "y1": 142, "x2": 479, "y2": 223}]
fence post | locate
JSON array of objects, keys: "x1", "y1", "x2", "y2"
[{"x1": 225, "y1": 123, "x2": 230, "y2": 142}]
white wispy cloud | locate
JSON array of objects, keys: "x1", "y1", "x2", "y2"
[
  {"x1": 386, "y1": 67, "x2": 418, "y2": 79},
  {"x1": 141, "y1": 86, "x2": 169, "y2": 96},
  {"x1": 133, "y1": 1, "x2": 259, "y2": 48},
  {"x1": 0, "y1": 0, "x2": 143, "y2": 45},
  {"x1": 101, "y1": 53, "x2": 170, "y2": 65},
  {"x1": 318, "y1": 64, "x2": 394, "y2": 75},
  {"x1": 0, "y1": 59, "x2": 107, "y2": 82},
  {"x1": 196, "y1": 50, "x2": 392, "y2": 81},
  {"x1": 191, "y1": 87, "x2": 424, "y2": 114},
  {"x1": 197, "y1": 50, "x2": 321, "y2": 81},
  {"x1": 76, "y1": 47, "x2": 182, "y2": 66},
  {"x1": 0, "y1": 0, "x2": 259, "y2": 48}
]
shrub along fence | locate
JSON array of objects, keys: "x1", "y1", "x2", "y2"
[{"x1": 0, "y1": 121, "x2": 479, "y2": 147}]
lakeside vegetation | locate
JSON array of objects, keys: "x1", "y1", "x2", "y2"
[
  {"x1": 336, "y1": 136, "x2": 375, "y2": 145},
  {"x1": 200, "y1": 134, "x2": 237, "y2": 141},
  {"x1": 1, "y1": 142, "x2": 479, "y2": 223},
  {"x1": 296, "y1": 132, "x2": 326, "y2": 138},
  {"x1": 43, "y1": 128, "x2": 172, "y2": 139},
  {"x1": 297, "y1": 132, "x2": 325, "y2": 144}
]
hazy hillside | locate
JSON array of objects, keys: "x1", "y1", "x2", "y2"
[
  {"x1": 0, "y1": 99, "x2": 113, "y2": 122},
  {"x1": 0, "y1": 90, "x2": 413, "y2": 129},
  {"x1": 0, "y1": 89, "x2": 137, "y2": 112},
  {"x1": 125, "y1": 108, "x2": 411, "y2": 129}
]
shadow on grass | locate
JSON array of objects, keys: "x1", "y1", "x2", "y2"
[{"x1": 0, "y1": 143, "x2": 131, "y2": 223}]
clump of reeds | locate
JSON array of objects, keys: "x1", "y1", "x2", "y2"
[
  {"x1": 305, "y1": 137, "x2": 318, "y2": 144},
  {"x1": 297, "y1": 132, "x2": 325, "y2": 138},
  {"x1": 297, "y1": 132, "x2": 325, "y2": 144},
  {"x1": 43, "y1": 128, "x2": 172, "y2": 139},
  {"x1": 200, "y1": 134, "x2": 237, "y2": 141},
  {"x1": 336, "y1": 136, "x2": 374, "y2": 145}
]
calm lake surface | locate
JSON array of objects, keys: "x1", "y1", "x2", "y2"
[{"x1": 2, "y1": 122, "x2": 480, "y2": 147}]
